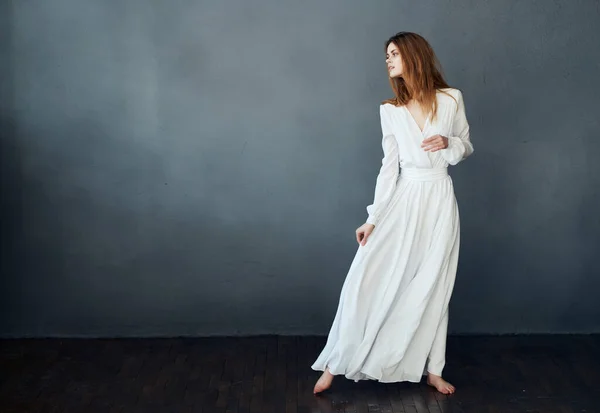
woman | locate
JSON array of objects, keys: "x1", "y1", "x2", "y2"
[{"x1": 312, "y1": 32, "x2": 474, "y2": 395}]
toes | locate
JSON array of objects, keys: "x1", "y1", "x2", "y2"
[
  {"x1": 427, "y1": 376, "x2": 456, "y2": 395},
  {"x1": 313, "y1": 377, "x2": 332, "y2": 394}
]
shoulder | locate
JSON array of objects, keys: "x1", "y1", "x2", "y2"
[
  {"x1": 379, "y1": 102, "x2": 396, "y2": 117},
  {"x1": 437, "y1": 87, "x2": 463, "y2": 100},
  {"x1": 437, "y1": 88, "x2": 464, "y2": 110}
]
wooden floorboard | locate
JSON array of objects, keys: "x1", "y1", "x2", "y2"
[{"x1": 1, "y1": 335, "x2": 599, "y2": 413}]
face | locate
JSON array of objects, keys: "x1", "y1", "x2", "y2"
[{"x1": 386, "y1": 42, "x2": 403, "y2": 78}]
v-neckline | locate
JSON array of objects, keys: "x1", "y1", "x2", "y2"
[{"x1": 403, "y1": 105, "x2": 430, "y2": 134}]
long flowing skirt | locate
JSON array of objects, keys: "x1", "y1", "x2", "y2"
[{"x1": 311, "y1": 167, "x2": 460, "y2": 383}]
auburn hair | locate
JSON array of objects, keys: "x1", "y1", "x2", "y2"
[{"x1": 382, "y1": 32, "x2": 453, "y2": 120}]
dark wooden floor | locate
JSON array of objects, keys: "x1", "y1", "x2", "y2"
[{"x1": 1, "y1": 335, "x2": 599, "y2": 413}]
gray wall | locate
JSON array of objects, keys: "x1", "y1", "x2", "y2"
[{"x1": 1, "y1": 0, "x2": 599, "y2": 337}]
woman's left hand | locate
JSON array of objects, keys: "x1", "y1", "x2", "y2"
[{"x1": 421, "y1": 135, "x2": 448, "y2": 152}]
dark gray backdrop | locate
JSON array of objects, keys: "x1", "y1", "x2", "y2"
[{"x1": 2, "y1": 0, "x2": 599, "y2": 337}]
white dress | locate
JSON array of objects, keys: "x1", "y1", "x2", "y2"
[{"x1": 312, "y1": 88, "x2": 474, "y2": 383}]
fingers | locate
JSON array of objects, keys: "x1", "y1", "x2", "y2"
[
  {"x1": 422, "y1": 142, "x2": 441, "y2": 151},
  {"x1": 357, "y1": 224, "x2": 375, "y2": 245},
  {"x1": 361, "y1": 233, "x2": 369, "y2": 246},
  {"x1": 356, "y1": 230, "x2": 363, "y2": 244},
  {"x1": 362, "y1": 227, "x2": 374, "y2": 245},
  {"x1": 357, "y1": 230, "x2": 369, "y2": 246},
  {"x1": 421, "y1": 136, "x2": 439, "y2": 150},
  {"x1": 421, "y1": 135, "x2": 445, "y2": 152}
]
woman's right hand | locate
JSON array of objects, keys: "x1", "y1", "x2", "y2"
[{"x1": 356, "y1": 223, "x2": 375, "y2": 246}]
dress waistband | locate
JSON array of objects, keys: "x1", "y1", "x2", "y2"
[{"x1": 400, "y1": 167, "x2": 448, "y2": 181}]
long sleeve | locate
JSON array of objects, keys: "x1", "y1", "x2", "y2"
[
  {"x1": 440, "y1": 90, "x2": 474, "y2": 165},
  {"x1": 366, "y1": 105, "x2": 400, "y2": 226}
]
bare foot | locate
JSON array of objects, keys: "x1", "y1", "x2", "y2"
[
  {"x1": 427, "y1": 373, "x2": 455, "y2": 394},
  {"x1": 313, "y1": 368, "x2": 334, "y2": 394}
]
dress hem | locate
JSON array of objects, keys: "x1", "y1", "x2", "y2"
[{"x1": 310, "y1": 363, "x2": 428, "y2": 384}]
